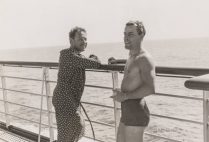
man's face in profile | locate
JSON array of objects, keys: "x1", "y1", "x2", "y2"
[
  {"x1": 124, "y1": 25, "x2": 142, "y2": 50},
  {"x1": 71, "y1": 31, "x2": 87, "y2": 52}
]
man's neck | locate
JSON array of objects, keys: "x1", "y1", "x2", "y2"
[
  {"x1": 129, "y1": 46, "x2": 143, "y2": 57},
  {"x1": 70, "y1": 46, "x2": 81, "y2": 54}
]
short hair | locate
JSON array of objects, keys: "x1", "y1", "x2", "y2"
[
  {"x1": 69, "y1": 26, "x2": 86, "y2": 39},
  {"x1": 126, "y1": 21, "x2": 146, "y2": 36}
]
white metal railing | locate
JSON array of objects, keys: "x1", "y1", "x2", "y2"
[
  {"x1": 0, "y1": 61, "x2": 209, "y2": 142},
  {"x1": 112, "y1": 71, "x2": 120, "y2": 136},
  {"x1": 185, "y1": 74, "x2": 209, "y2": 142},
  {"x1": 0, "y1": 65, "x2": 10, "y2": 127},
  {"x1": 0, "y1": 64, "x2": 120, "y2": 142},
  {"x1": 203, "y1": 91, "x2": 209, "y2": 142}
]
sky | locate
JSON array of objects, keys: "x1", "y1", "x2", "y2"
[{"x1": 0, "y1": 0, "x2": 209, "y2": 49}]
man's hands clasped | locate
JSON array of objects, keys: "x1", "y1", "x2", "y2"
[{"x1": 110, "y1": 89, "x2": 127, "y2": 102}]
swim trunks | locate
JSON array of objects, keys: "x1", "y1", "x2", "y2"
[{"x1": 121, "y1": 98, "x2": 150, "y2": 126}]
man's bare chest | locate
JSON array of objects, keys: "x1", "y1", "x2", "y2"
[{"x1": 124, "y1": 58, "x2": 140, "y2": 76}]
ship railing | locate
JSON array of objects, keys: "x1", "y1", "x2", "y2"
[
  {"x1": 0, "y1": 61, "x2": 209, "y2": 142},
  {"x1": 185, "y1": 74, "x2": 209, "y2": 142}
]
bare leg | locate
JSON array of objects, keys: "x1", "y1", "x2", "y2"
[
  {"x1": 124, "y1": 126, "x2": 145, "y2": 142},
  {"x1": 117, "y1": 122, "x2": 125, "y2": 142}
]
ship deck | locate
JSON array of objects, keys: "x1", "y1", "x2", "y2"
[{"x1": 0, "y1": 128, "x2": 98, "y2": 142}]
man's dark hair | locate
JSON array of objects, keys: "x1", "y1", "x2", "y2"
[
  {"x1": 69, "y1": 27, "x2": 86, "y2": 39},
  {"x1": 126, "y1": 21, "x2": 146, "y2": 36}
]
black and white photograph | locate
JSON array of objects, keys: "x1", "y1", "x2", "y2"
[{"x1": 0, "y1": 0, "x2": 209, "y2": 142}]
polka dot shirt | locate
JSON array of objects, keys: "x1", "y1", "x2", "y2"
[{"x1": 52, "y1": 48, "x2": 101, "y2": 142}]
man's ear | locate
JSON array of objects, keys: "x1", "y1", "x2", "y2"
[{"x1": 70, "y1": 38, "x2": 74, "y2": 45}]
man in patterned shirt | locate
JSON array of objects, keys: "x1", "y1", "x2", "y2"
[{"x1": 52, "y1": 27, "x2": 101, "y2": 142}]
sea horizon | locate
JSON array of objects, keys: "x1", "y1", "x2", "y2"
[{"x1": 0, "y1": 37, "x2": 209, "y2": 68}]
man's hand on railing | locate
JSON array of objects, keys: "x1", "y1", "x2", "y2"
[
  {"x1": 89, "y1": 54, "x2": 101, "y2": 63},
  {"x1": 108, "y1": 57, "x2": 117, "y2": 65},
  {"x1": 108, "y1": 57, "x2": 127, "y2": 65}
]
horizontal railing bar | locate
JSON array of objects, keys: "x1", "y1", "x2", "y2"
[
  {"x1": 1, "y1": 111, "x2": 114, "y2": 129},
  {"x1": 1, "y1": 61, "x2": 209, "y2": 76},
  {"x1": 1, "y1": 64, "x2": 43, "y2": 69},
  {"x1": 0, "y1": 95, "x2": 113, "y2": 111},
  {"x1": 2, "y1": 75, "x2": 43, "y2": 82},
  {"x1": 1, "y1": 87, "x2": 202, "y2": 102},
  {"x1": 46, "y1": 81, "x2": 115, "y2": 88},
  {"x1": 145, "y1": 132, "x2": 182, "y2": 142},
  {"x1": 0, "y1": 112, "x2": 50, "y2": 127},
  {"x1": 50, "y1": 120, "x2": 114, "y2": 132},
  {"x1": 86, "y1": 69, "x2": 112, "y2": 73},
  {"x1": 156, "y1": 74, "x2": 193, "y2": 78},
  {"x1": 81, "y1": 101, "x2": 114, "y2": 109},
  {"x1": 151, "y1": 114, "x2": 202, "y2": 125},
  {"x1": 0, "y1": 112, "x2": 57, "y2": 130},
  {"x1": 47, "y1": 80, "x2": 56, "y2": 83},
  {"x1": 155, "y1": 92, "x2": 203, "y2": 101},
  {"x1": 0, "y1": 100, "x2": 49, "y2": 113},
  {"x1": 85, "y1": 84, "x2": 112, "y2": 90},
  {"x1": 0, "y1": 95, "x2": 202, "y2": 125},
  {"x1": 0, "y1": 98, "x2": 110, "y2": 115},
  {"x1": 2, "y1": 75, "x2": 112, "y2": 90},
  {"x1": 5, "y1": 64, "x2": 56, "y2": 70},
  {"x1": 0, "y1": 88, "x2": 48, "y2": 97},
  {"x1": 84, "y1": 119, "x2": 114, "y2": 127},
  {"x1": 0, "y1": 112, "x2": 49, "y2": 127},
  {"x1": 83, "y1": 136, "x2": 104, "y2": 142},
  {"x1": 0, "y1": 100, "x2": 202, "y2": 126},
  {"x1": 1, "y1": 98, "x2": 202, "y2": 125},
  {"x1": 0, "y1": 99, "x2": 113, "y2": 113},
  {"x1": 0, "y1": 88, "x2": 203, "y2": 103},
  {"x1": 0, "y1": 61, "x2": 59, "y2": 67},
  {"x1": 185, "y1": 74, "x2": 209, "y2": 91},
  {"x1": 0, "y1": 61, "x2": 125, "y2": 72},
  {"x1": 155, "y1": 66, "x2": 209, "y2": 76}
]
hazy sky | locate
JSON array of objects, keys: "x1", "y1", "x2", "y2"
[{"x1": 1, "y1": 0, "x2": 209, "y2": 49}]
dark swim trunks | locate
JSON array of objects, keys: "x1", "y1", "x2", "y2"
[{"x1": 121, "y1": 98, "x2": 150, "y2": 126}]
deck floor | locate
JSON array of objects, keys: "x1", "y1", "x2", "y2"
[
  {"x1": 0, "y1": 128, "x2": 33, "y2": 142},
  {"x1": 0, "y1": 128, "x2": 98, "y2": 142},
  {"x1": 0, "y1": 127, "x2": 170, "y2": 142}
]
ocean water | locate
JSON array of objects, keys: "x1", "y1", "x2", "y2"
[
  {"x1": 1, "y1": 38, "x2": 209, "y2": 67},
  {"x1": 0, "y1": 38, "x2": 209, "y2": 142}
]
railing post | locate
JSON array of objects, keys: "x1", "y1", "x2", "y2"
[
  {"x1": 44, "y1": 67, "x2": 54, "y2": 142},
  {"x1": 0, "y1": 65, "x2": 10, "y2": 128},
  {"x1": 112, "y1": 71, "x2": 120, "y2": 139},
  {"x1": 203, "y1": 91, "x2": 209, "y2": 142},
  {"x1": 38, "y1": 67, "x2": 46, "y2": 142}
]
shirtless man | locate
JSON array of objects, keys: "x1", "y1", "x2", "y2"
[{"x1": 109, "y1": 21, "x2": 155, "y2": 142}]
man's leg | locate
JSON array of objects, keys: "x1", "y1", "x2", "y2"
[
  {"x1": 117, "y1": 122, "x2": 125, "y2": 142},
  {"x1": 124, "y1": 126, "x2": 145, "y2": 142}
]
